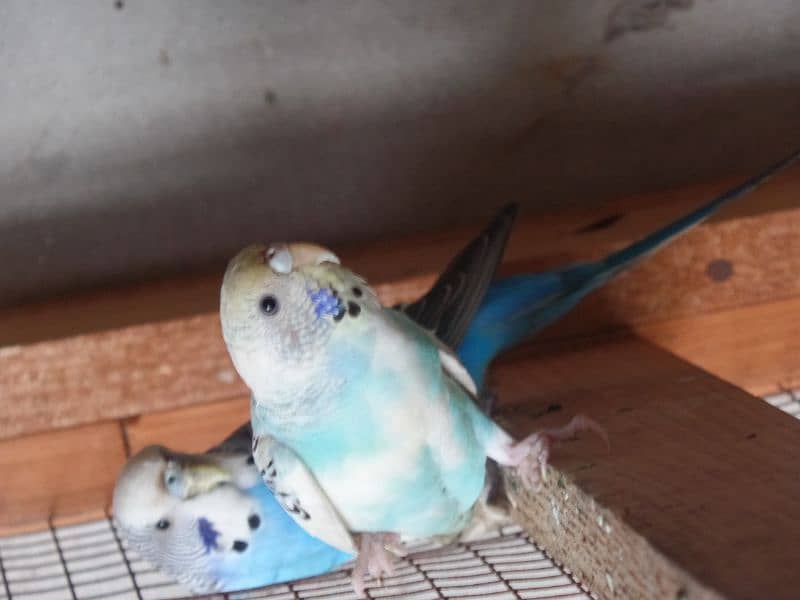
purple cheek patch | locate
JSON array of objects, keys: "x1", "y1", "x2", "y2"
[
  {"x1": 308, "y1": 287, "x2": 343, "y2": 320},
  {"x1": 198, "y1": 517, "x2": 221, "y2": 553}
]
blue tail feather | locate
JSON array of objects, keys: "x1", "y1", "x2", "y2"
[{"x1": 458, "y1": 149, "x2": 800, "y2": 390}]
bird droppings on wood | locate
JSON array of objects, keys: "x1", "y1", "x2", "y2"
[
  {"x1": 606, "y1": 572, "x2": 615, "y2": 594},
  {"x1": 551, "y1": 498, "x2": 562, "y2": 527}
]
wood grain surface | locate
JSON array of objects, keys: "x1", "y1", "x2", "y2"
[
  {"x1": 496, "y1": 336, "x2": 800, "y2": 600},
  {"x1": 0, "y1": 422, "x2": 127, "y2": 532},
  {"x1": 2, "y1": 202, "x2": 800, "y2": 440}
]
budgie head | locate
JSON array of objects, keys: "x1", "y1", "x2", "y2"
[
  {"x1": 220, "y1": 242, "x2": 360, "y2": 398},
  {"x1": 112, "y1": 445, "x2": 265, "y2": 592}
]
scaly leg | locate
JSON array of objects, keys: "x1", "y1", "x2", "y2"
[
  {"x1": 351, "y1": 532, "x2": 405, "y2": 598},
  {"x1": 503, "y1": 414, "x2": 608, "y2": 490}
]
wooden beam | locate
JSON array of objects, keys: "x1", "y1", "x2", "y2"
[
  {"x1": 495, "y1": 336, "x2": 800, "y2": 600},
  {"x1": 3, "y1": 202, "x2": 800, "y2": 440},
  {"x1": 635, "y1": 295, "x2": 800, "y2": 398},
  {"x1": 2, "y1": 166, "x2": 799, "y2": 349},
  {"x1": 0, "y1": 315, "x2": 247, "y2": 440},
  {"x1": 0, "y1": 422, "x2": 127, "y2": 533}
]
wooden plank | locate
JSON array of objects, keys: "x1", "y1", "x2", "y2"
[
  {"x1": 0, "y1": 422, "x2": 127, "y2": 533},
  {"x1": 0, "y1": 315, "x2": 248, "y2": 441},
  {"x1": 2, "y1": 191, "x2": 800, "y2": 441},
  {"x1": 0, "y1": 169, "x2": 800, "y2": 439},
  {"x1": 2, "y1": 167, "x2": 799, "y2": 349},
  {"x1": 532, "y1": 205, "x2": 800, "y2": 343},
  {"x1": 117, "y1": 294, "x2": 800, "y2": 457},
  {"x1": 124, "y1": 396, "x2": 249, "y2": 455},
  {"x1": 635, "y1": 295, "x2": 800, "y2": 398},
  {"x1": 495, "y1": 336, "x2": 800, "y2": 600}
]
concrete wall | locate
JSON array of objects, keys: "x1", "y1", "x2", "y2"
[{"x1": 2, "y1": 0, "x2": 800, "y2": 305}]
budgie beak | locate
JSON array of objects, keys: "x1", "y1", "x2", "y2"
[{"x1": 164, "y1": 454, "x2": 234, "y2": 500}]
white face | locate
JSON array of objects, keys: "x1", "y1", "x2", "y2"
[
  {"x1": 219, "y1": 244, "x2": 335, "y2": 394},
  {"x1": 112, "y1": 446, "x2": 264, "y2": 592}
]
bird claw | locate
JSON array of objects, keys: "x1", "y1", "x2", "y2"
[
  {"x1": 351, "y1": 532, "x2": 403, "y2": 598},
  {"x1": 508, "y1": 414, "x2": 608, "y2": 491}
]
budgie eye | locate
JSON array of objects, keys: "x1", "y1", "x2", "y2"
[
  {"x1": 163, "y1": 461, "x2": 183, "y2": 497},
  {"x1": 155, "y1": 518, "x2": 171, "y2": 530},
  {"x1": 259, "y1": 295, "x2": 279, "y2": 316}
]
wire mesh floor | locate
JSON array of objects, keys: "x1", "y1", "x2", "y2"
[
  {"x1": 2, "y1": 391, "x2": 798, "y2": 600},
  {"x1": 0, "y1": 522, "x2": 591, "y2": 600}
]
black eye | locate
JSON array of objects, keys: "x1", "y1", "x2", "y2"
[
  {"x1": 155, "y1": 519, "x2": 170, "y2": 530},
  {"x1": 259, "y1": 295, "x2": 279, "y2": 316},
  {"x1": 166, "y1": 475, "x2": 176, "y2": 485}
]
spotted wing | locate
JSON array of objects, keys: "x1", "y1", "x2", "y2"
[{"x1": 251, "y1": 433, "x2": 357, "y2": 554}]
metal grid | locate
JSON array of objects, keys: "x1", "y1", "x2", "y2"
[
  {"x1": 0, "y1": 519, "x2": 591, "y2": 600},
  {"x1": 2, "y1": 391, "x2": 798, "y2": 600}
]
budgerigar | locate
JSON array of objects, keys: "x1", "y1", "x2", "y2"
[
  {"x1": 111, "y1": 209, "x2": 520, "y2": 594},
  {"x1": 220, "y1": 150, "x2": 800, "y2": 596},
  {"x1": 112, "y1": 424, "x2": 353, "y2": 592}
]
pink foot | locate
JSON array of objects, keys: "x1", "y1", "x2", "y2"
[
  {"x1": 351, "y1": 532, "x2": 404, "y2": 597},
  {"x1": 506, "y1": 414, "x2": 608, "y2": 490}
]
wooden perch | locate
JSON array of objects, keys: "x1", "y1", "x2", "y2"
[{"x1": 496, "y1": 336, "x2": 800, "y2": 600}]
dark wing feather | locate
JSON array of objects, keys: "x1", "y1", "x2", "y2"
[
  {"x1": 399, "y1": 203, "x2": 518, "y2": 349},
  {"x1": 207, "y1": 423, "x2": 253, "y2": 454}
]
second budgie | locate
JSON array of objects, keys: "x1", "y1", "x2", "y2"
[
  {"x1": 113, "y1": 424, "x2": 353, "y2": 592},
  {"x1": 220, "y1": 150, "x2": 799, "y2": 596}
]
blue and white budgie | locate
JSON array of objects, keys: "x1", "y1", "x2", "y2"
[
  {"x1": 112, "y1": 424, "x2": 353, "y2": 592},
  {"x1": 220, "y1": 150, "x2": 800, "y2": 596}
]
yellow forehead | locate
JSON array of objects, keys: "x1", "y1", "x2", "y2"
[{"x1": 222, "y1": 244, "x2": 275, "y2": 297}]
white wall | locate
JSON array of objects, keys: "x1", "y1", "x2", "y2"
[{"x1": 2, "y1": 0, "x2": 799, "y2": 304}]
